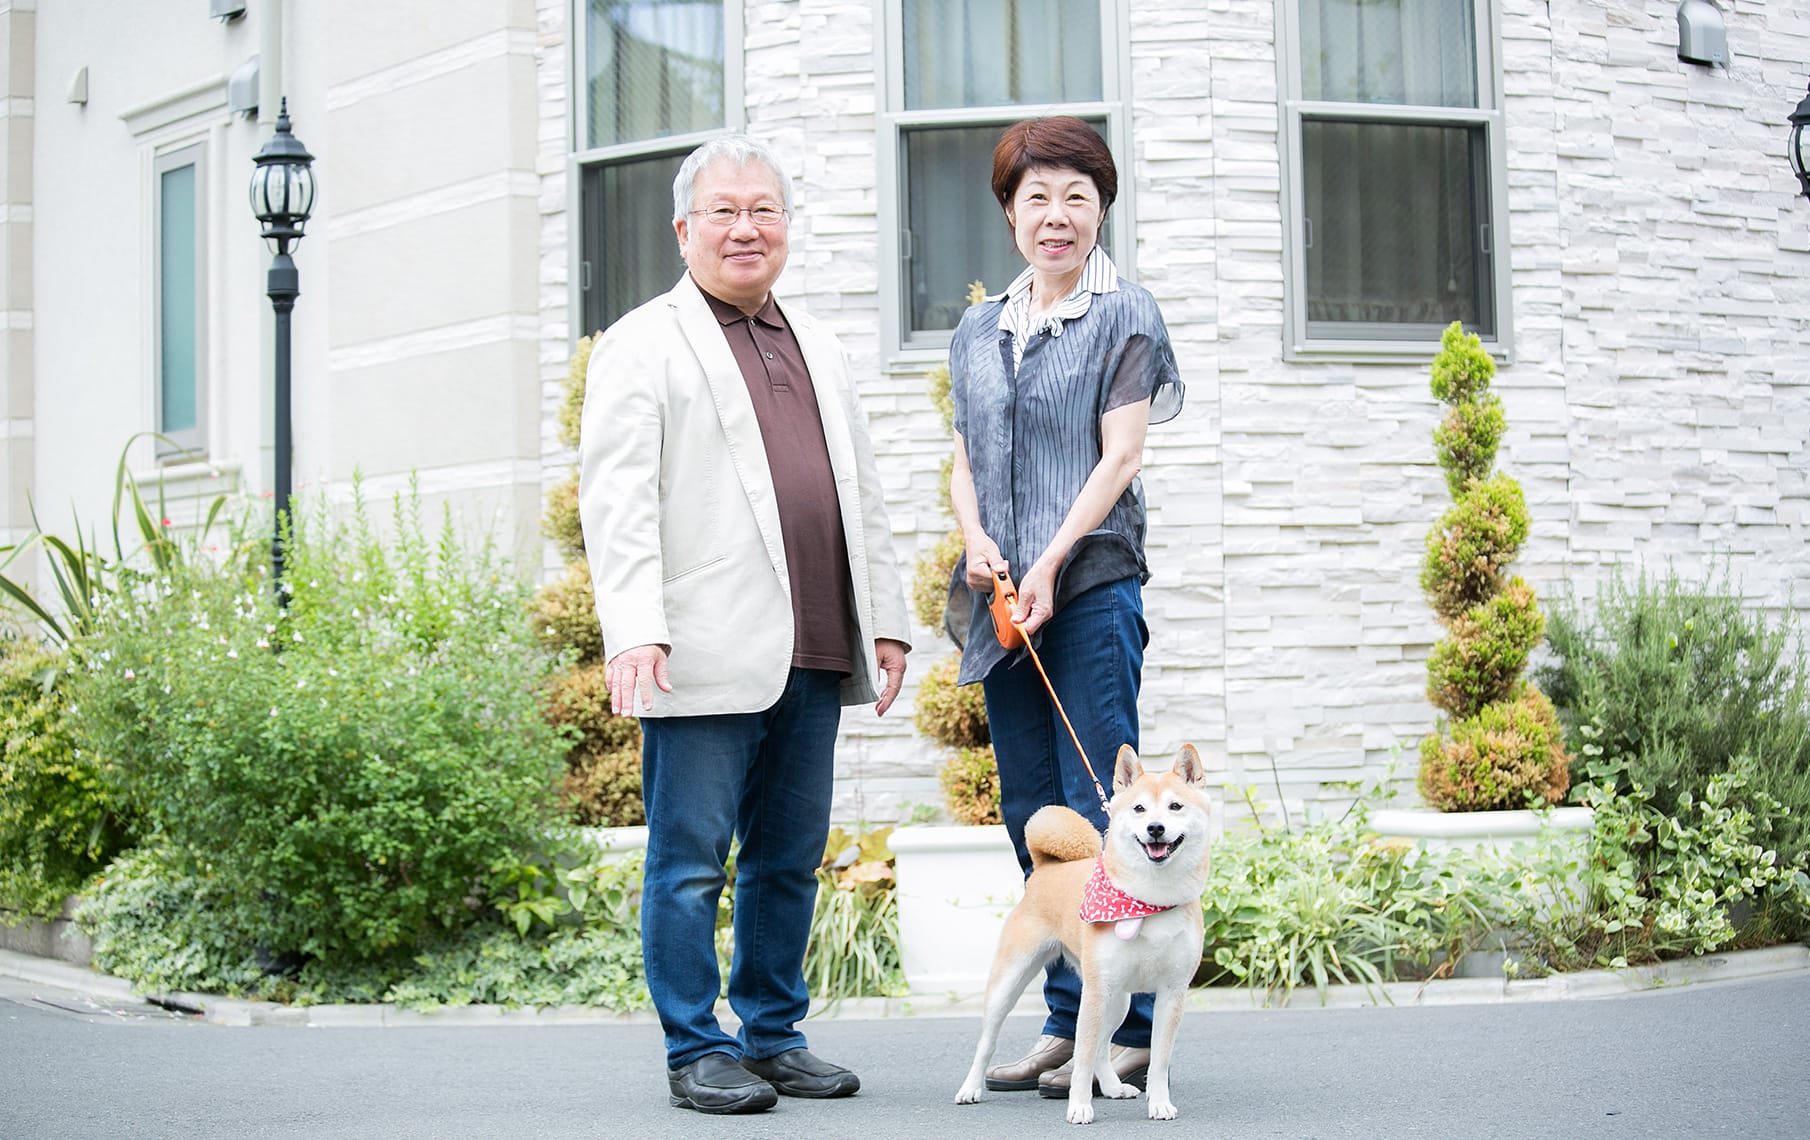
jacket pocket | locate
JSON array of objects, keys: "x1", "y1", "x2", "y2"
[{"x1": 662, "y1": 554, "x2": 728, "y2": 586}]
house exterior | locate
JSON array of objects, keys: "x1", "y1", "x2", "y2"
[{"x1": 3, "y1": 0, "x2": 1807, "y2": 822}]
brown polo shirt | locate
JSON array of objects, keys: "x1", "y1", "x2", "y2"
[{"x1": 701, "y1": 284, "x2": 855, "y2": 676}]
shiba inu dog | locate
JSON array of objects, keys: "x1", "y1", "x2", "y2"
[{"x1": 955, "y1": 744, "x2": 1212, "y2": 1124}]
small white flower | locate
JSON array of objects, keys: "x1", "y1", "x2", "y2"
[
  {"x1": 292, "y1": 631, "x2": 303, "y2": 642},
  {"x1": 123, "y1": 669, "x2": 136, "y2": 680},
  {"x1": 296, "y1": 678, "x2": 307, "y2": 690},
  {"x1": 266, "y1": 624, "x2": 277, "y2": 635},
  {"x1": 270, "y1": 707, "x2": 279, "y2": 718},
  {"x1": 227, "y1": 650, "x2": 239, "y2": 660},
  {"x1": 257, "y1": 638, "x2": 271, "y2": 650}
]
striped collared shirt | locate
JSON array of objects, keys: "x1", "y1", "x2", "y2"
[{"x1": 995, "y1": 244, "x2": 1120, "y2": 373}]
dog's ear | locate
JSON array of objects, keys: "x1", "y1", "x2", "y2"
[
  {"x1": 1113, "y1": 744, "x2": 1142, "y2": 792},
  {"x1": 1173, "y1": 743, "x2": 1205, "y2": 786}
]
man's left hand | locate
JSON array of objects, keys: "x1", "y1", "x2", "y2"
[{"x1": 873, "y1": 639, "x2": 909, "y2": 716}]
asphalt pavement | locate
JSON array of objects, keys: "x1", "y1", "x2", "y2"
[{"x1": 3, "y1": 960, "x2": 1809, "y2": 1140}]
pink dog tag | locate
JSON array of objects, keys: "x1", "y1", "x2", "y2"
[{"x1": 1114, "y1": 917, "x2": 1144, "y2": 940}]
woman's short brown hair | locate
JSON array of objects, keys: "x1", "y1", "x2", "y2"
[{"x1": 990, "y1": 116, "x2": 1118, "y2": 213}]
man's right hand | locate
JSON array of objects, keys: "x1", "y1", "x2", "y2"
[{"x1": 607, "y1": 643, "x2": 672, "y2": 714}]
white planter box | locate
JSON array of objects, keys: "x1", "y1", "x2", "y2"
[
  {"x1": 1367, "y1": 807, "x2": 1594, "y2": 854},
  {"x1": 889, "y1": 824, "x2": 1025, "y2": 997},
  {"x1": 1368, "y1": 807, "x2": 1596, "y2": 978},
  {"x1": 580, "y1": 825, "x2": 649, "y2": 862}
]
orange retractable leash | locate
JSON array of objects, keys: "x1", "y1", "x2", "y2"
[{"x1": 988, "y1": 567, "x2": 1112, "y2": 815}]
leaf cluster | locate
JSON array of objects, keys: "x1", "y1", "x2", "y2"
[
  {"x1": 0, "y1": 642, "x2": 139, "y2": 917},
  {"x1": 1419, "y1": 474, "x2": 1530, "y2": 621},
  {"x1": 1418, "y1": 683, "x2": 1569, "y2": 811},
  {"x1": 1536, "y1": 565, "x2": 1810, "y2": 871},
  {"x1": 1425, "y1": 578, "x2": 1546, "y2": 719},
  {"x1": 914, "y1": 652, "x2": 990, "y2": 749},
  {"x1": 528, "y1": 562, "x2": 604, "y2": 665},
  {"x1": 938, "y1": 745, "x2": 1002, "y2": 826}
]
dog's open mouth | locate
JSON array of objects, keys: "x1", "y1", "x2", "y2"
[{"x1": 1141, "y1": 835, "x2": 1184, "y2": 863}]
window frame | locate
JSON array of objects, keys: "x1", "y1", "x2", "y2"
[
  {"x1": 877, "y1": 0, "x2": 1136, "y2": 364},
  {"x1": 152, "y1": 143, "x2": 207, "y2": 458},
  {"x1": 1276, "y1": 0, "x2": 1513, "y2": 363},
  {"x1": 567, "y1": 0, "x2": 745, "y2": 344}
]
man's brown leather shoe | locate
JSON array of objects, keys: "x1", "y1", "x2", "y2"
[
  {"x1": 985, "y1": 1034, "x2": 1075, "y2": 1091},
  {"x1": 1036, "y1": 1044, "x2": 1151, "y2": 1098}
]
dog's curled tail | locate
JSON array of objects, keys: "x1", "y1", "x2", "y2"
[{"x1": 1024, "y1": 805, "x2": 1103, "y2": 869}]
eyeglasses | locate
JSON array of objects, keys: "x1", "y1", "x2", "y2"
[{"x1": 689, "y1": 203, "x2": 789, "y2": 227}]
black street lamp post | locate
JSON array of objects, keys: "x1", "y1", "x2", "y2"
[
  {"x1": 1790, "y1": 82, "x2": 1810, "y2": 202},
  {"x1": 249, "y1": 98, "x2": 316, "y2": 586}
]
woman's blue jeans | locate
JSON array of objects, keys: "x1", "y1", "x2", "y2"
[
  {"x1": 982, "y1": 577, "x2": 1155, "y2": 1047},
  {"x1": 638, "y1": 667, "x2": 843, "y2": 1069}
]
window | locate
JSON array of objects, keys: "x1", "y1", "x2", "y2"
[
  {"x1": 573, "y1": 0, "x2": 739, "y2": 336},
  {"x1": 881, "y1": 0, "x2": 1129, "y2": 355},
  {"x1": 154, "y1": 145, "x2": 206, "y2": 456},
  {"x1": 1279, "y1": 0, "x2": 1510, "y2": 356}
]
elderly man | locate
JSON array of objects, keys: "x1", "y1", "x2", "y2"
[{"x1": 578, "y1": 135, "x2": 911, "y2": 1115}]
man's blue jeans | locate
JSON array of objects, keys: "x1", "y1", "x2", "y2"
[
  {"x1": 639, "y1": 667, "x2": 843, "y2": 1069},
  {"x1": 981, "y1": 577, "x2": 1155, "y2": 1047}
]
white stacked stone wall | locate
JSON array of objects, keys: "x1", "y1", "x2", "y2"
[{"x1": 537, "y1": 0, "x2": 1810, "y2": 826}]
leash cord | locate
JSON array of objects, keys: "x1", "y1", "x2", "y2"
[
  {"x1": 1015, "y1": 627, "x2": 1113, "y2": 816},
  {"x1": 991, "y1": 569, "x2": 1111, "y2": 815}
]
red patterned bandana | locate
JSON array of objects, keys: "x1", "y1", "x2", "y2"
[{"x1": 1079, "y1": 858, "x2": 1173, "y2": 940}]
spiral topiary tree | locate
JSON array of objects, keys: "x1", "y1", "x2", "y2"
[{"x1": 1417, "y1": 322, "x2": 1570, "y2": 811}]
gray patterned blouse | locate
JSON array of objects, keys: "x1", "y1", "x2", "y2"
[{"x1": 946, "y1": 251, "x2": 1184, "y2": 685}]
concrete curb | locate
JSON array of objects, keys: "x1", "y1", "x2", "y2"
[{"x1": 3, "y1": 943, "x2": 1805, "y2": 1028}]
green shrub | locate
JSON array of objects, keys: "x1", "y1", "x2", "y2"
[
  {"x1": 911, "y1": 530, "x2": 963, "y2": 632},
  {"x1": 543, "y1": 663, "x2": 640, "y2": 754},
  {"x1": 72, "y1": 489, "x2": 566, "y2": 967},
  {"x1": 557, "y1": 332, "x2": 598, "y2": 453},
  {"x1": 806, "y1": 826, "x2": 906, "y2": 1001},
  {"x1": 1425, "y1": 579, "x2": 1545, "y2": 718},
  {"x1": 1201, "y1": 824, "x2": 1494, "y2": 1001},
  {"x1": 914, "y1": 653, "x2": 990, "y2": 749},
  {"x1": 1537, "y1": 566, "x2": 1810, "y2": 871},
  {"x1": 542, "y1": 473, "x2": 584, "y2": 563},
  {"x1": 78, "y1": 848, "x2": 281, "y2": 997},
  {"x1": 1534, "y1": 747, "x2": 1810, "y2": 967},
  {"x1": 529, "y1": 561, "x2": 604, "y2": 664},
  {"x1": 939, "y1": 745, "x2": 1001, "y2": 826},
  {"x1": 1418, "y1": 683, "x2": 1569, "y2": 811},
  {"x1": 0, "y1": 642, "x2": 138, "y2": 918},
  {"x1": 561, "y1": 745, "x2": 645, "y2": 828}
]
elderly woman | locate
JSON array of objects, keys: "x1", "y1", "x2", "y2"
[{"x1": 947, "y1": 116, "x2": 1184, "y2": 1098}]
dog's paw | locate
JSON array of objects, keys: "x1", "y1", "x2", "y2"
[
  {"x1": 1148, "y1": 1098, "x2": 1178, "y2": 1120},
  {"x1": 1066, "y1": 1102, "x2": 1096, "y2": 1125},
  {"x1": 954, "y1": 1082, "x2": 985, "y2": 1105},
  {"x1": 1102, "y1": 1083, "x2": 1140, "y2": 1101}
]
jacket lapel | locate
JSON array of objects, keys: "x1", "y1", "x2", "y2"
[{"x1": 669, "y1": 276, "x2": 786, "y2": 573}]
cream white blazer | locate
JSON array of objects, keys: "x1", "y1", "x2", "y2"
[{"x1": 577, "y1": 275, "x2": 911, "y2": 717}]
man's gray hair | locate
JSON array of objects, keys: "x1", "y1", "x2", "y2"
[{"x1": 671, "y1": 135, "x2": 795, "y2": 223}]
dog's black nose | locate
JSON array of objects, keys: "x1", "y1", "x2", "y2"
[{"x1": 1147, "y1": 823, "x2": 1165, "y2": 839}]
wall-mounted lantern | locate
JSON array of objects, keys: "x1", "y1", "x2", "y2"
[{"x1": 1790, "y1": 82, "x2": 1810, "y2": 202}]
